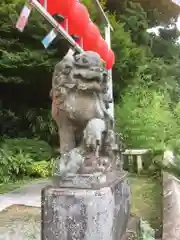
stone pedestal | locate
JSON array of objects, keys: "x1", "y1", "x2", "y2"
[{"x1": 41, "y1": 171, "x2": 131, "y2": 240}]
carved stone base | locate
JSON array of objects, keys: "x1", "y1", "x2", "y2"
[{"x1": 41, "y1": 171, "x2": 131, "y2": 240}]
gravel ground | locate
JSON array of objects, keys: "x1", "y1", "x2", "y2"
[{"x1": 0, "y1": 205, "x2": 40, "y2": 240}]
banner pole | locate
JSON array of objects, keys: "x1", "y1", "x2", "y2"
[
  {"x1": 30, "y1": 0, "x2": 84, "y2": 53},
  {"x1": 105, "y1": 24, "x2": 114, "y2": 120}
]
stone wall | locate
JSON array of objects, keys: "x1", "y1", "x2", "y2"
[{"x1": 162, "y1": 172, "x2": 180, "y2": 240}]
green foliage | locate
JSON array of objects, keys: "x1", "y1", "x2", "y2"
[
  {"x1": 0, "y1": 107, "x2": 58, "y2": 144},
  {"x1": 82, "y1": 0, "x2": 105, "y2": 24},
  {"x1": 151, "y1": 31, "x2": 180, "y2": 61},
  {"x1": 153, "y1": 157, "x2": 180, "y2": 180},
  {"x1": 106, "y1": 0, "x2": 180, "y2": 26},
  {"x1": 27, "y1": 160, "x2": 53, "y2": 178},
  {"x1": 140, "y1": 219, "x2": 155, "y2": 240},
  {"x1": 0, "y1": 108, "x2": 21, "y2": 136},
  {"x1": 1, "y1": 138, "x2": 54, "y2": 161},
  {"x1": 130, "y1": 175, "x2": 162, "y2": 234},
  {"x1": 0, "y1": 0, "x2": 61, "y2": 84},
  {"x1": 0, "y1": 0, "x2": 65, "y2": 145},
  {"x1": 0, "y1": 137, "x2": 54, "y2": 182},
  {"x1": 23, "y1": 109, "x2": 57, "y2": 143},
  {"x1": 110, "y1": 15, "x2": 145, "y2": 99},
  {"x1": 0, "y1": 148, "x2": 33, "y2": 182},
  {"x1": 119, "y1": 2, "x2": 150, "y2": 46},
  {"x1": 115, "y1": 85, "x2": 177, "y2": 150}
]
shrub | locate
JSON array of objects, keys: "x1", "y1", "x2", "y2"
[
  {"x1": 0, "y1": 107, "x2": 58, "y2": 145},
  {"x1": 24, "y1": 109, "x2": 58, "y2": 145},
  {"x1": 116, "y1": 85, "x2": 177, "y2": 151},
  {"x1": 0, "y1": 148, "x2": 33, "y2": 182},
  {"x1": 0, "y1": 109, "x2": 21, "y2": 137},
  {"x1": 0, "y1": 138, "x2": 53, "y2": 161},
  {"x1": 27, "y1": 160, "x2": 54, "y2": 178},
  {"x1": 140, "y1": 219, "x2": 155, "y2": 240}
]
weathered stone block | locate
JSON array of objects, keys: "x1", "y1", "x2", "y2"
[
  {"x1": 41, "y1": 171, "x2": 130, "y2": 240},
  {"x1": 162, "y1": 172, "x2": 180, "y2": 240}
]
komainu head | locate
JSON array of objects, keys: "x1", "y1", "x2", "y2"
[{"x1": 73, "y1": 51, "x2": 104, "y2": 69}]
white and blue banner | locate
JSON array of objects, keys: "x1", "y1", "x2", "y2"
[{"x1": 42, "y1": 28, "x2": 57, "y2": 48}]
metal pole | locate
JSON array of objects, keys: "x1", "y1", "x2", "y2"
[
  {"x1": 92, "y1": 0, "x2": 113, "y2": 31},
  {"x1": 30, "y1": 0, "x2": 84, "y2": 53},
  {"x1": 43, "y1": 0, "x2": 47, "y2": 10},
  {"x1": 105, "y1": 25, "x2": 114, "y2": 120}
]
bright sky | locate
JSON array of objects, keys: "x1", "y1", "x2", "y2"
[
  {"x1": 147, "y1": 0, "x2": 180, "y2": 35},
  {"x1": 147, "y1": 16, "x2": 180, "y2": 36},
  {"x1": 146, "y1": 1, "x2": 180, "y2": 40},
  {"x1": 177, "y1": 16, "x2": 180, "y2": 30}
]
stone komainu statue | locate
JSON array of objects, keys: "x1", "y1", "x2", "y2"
[{"x1": 50, "y1": 51, "x2": 124, "y2": 177}]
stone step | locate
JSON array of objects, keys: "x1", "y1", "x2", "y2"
[{"x1": 121, "y1": 215, "x2": 140, "y2": 240}]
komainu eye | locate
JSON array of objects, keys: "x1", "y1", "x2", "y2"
[
  {"x1": 83, "y1": 58, "x2": 88, "y2": 63},
  {"x1": 74, "y1": 55, "x2": 80, "y2": 61}
]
